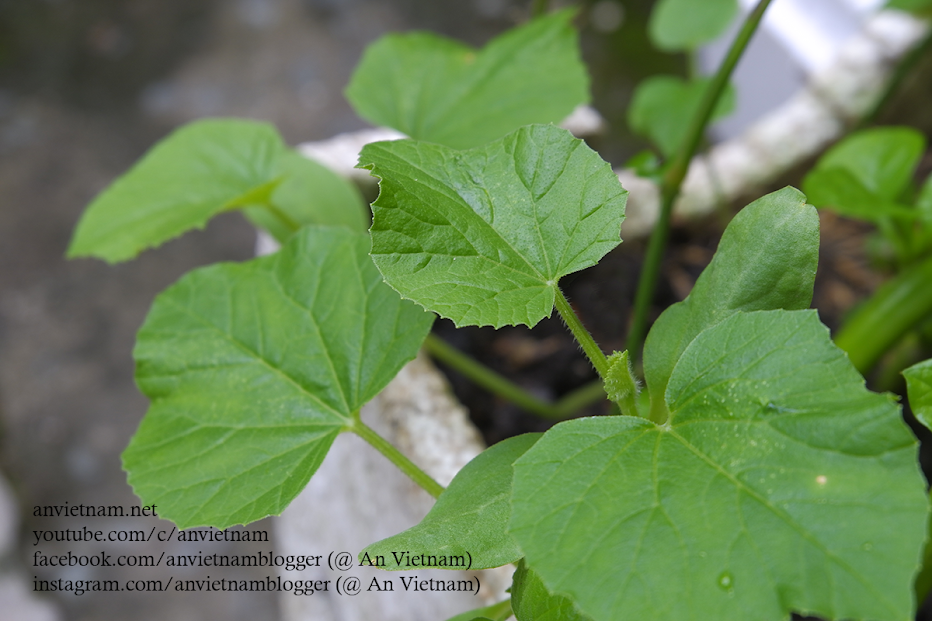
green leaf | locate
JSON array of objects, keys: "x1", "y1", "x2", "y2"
[
  {"x1": 802, "y1": 168, "x2": 918, "y2": 224},
  {"x1": 643, "y1": 187, "x2": 818, "y2": 422},
  {"x1": 511, "y1": 560, "x2": 593, "y2": 621},
  {"x1": 511, "y1": 310, "x2": 928, "y2": 621},
  {"x1": 243, "y1": 152, "x2": 368, "y2": 243},
  {"x1": 359, "y1": 124, "x2": 627, "y2": 329},
  {"x1": 649, "y1": 0, "x2": 738, "y2": 51},
  {"x1": 68, "y1": 119, "x2": 287, "y2": 263},
  {"x1": 628, "y1": 76, "x2": 736, "y2": 157},
  {"x1": 361, "y1": 433, "x2": 540, "y2": 570},
  {"x1": 807, "y1": 126, "x2": 926, "y2": 202},
  {"x1": 345, "y1": 10, "x2": 588, "y2": 150},
  {"x1": 444, "y1": 600, "x2": 513, "y2": 621},
  {"x1": 904, "y1": 358, "x2": 932, "y2": 430},
  {"x1": 123, "y1": 227, "x2": 434, "y2": 529}
]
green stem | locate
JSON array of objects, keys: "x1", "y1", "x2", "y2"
[
  {"x1": 856, "y1": 26, "x2": 932, "y2": 130},
  {"x1": 424, "y1": 333, "x2": 608, "y2": 418},
  {"x1": 626, "y1": 0, "x2": 774, "y2": 363},
  {"x1": 424, "y1": 334, "x2": 561, "y2": 419},
  {"x1": 351, "y1": 415, "x2": 444, "y2": 499},
  {"x1": 834, "y1": 253, "x2": 932, "y2": 374},
  {"x1": 554, "y1": 288, "x2": 609, "y2": 378},
  {"x1": 552, "y1": 379, "x2": 607, "y2": 416},
  {"x1": 531, "y1": 0, "x2": 549, "y2": 17}
]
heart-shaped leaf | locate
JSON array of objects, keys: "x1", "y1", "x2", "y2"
[
  {"x1": 345, "y1": 10, "x2": 588, "y2": 150},
  {"x1": 643, "y1": 187, "x2": 818, "y2": 422},
  {"x1": 359, "y1": 124, "x2": 627, "y2": 328},
  {"x1": 649, "y1": 0, "x2": 738, "y2": 51},
  {"x1": 123, "y1": 227, "x2": 434, "y2": 529},
  {"x1": 361, "y1": 433, "x2": 540, "y2": 571},
  {"x1": 512, "y1": 310, "x2": 928, "y2": 621},
  {"x1": 68, "y1": 119, "x2": 287, "y2": 263},
  {"x1": 629, "y1": 75, "x2": 736, "y2": 157}
]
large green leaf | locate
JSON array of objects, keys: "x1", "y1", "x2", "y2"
[
  {"x1": 918, "y1": 172, "x2": 932, "y2": 224},
  {"x1": 512, "y1": 310, "x2": 928, "y2": 621},
  {"x1": 243, "y1": 151, "x2": 368, "y2": 242},
  {"x1": 361, "y1": 433, "x2": 539, "y2": 571},
  {"x1": 359, "y1": 124, "x2": 627, "y2": 328},
  {"x1": 68, "y1": 119, "x2": 287, "y2": 263},
  {"x1": 123, "y1": 227, "x2": 434, "y2": 529},
  {"x1": 649, "y1": 0, "x2": 738, "y2": 51},
  {"x1": 643, "y1": 187, "x2": 818, "y2": 422},
  {"x1": 803, "y1": 127, "x2": 926, "y2": 224},
  {"x1": 345, "y1": 10, "x2": 588, "y2": 150},
  {"x1": 511, "y1": 560, "x2": 593, "y2": 621},
  {"x1": 628, "y1": 75, "x2": 736, "y2": 158}
]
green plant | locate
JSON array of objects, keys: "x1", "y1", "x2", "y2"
[{"x1": 67, "y1": 4, "x2": 932, "y2": 621}]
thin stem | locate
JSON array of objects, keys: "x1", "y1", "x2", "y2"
[
  {"x1": 425, "y1": 334, "x2": 608, "y2": 418},
  {"x1": 351, "y1": 415, "x2": 444, "y2": 499},
  {"x1": 626, "y1": 0, "x2": 774, "y2": 363},
  {"x1": 551, "y1": 379, "x2": 607, "y2": 416},
  {"x1": 857, "y1": 26, "x2": 932, "y2": 130},
  {"x1": 554, "y1": 288, "x2": 609, "y2": 378},
  {"x1": 424, "y1": 334, "x2": 562, "y2": 418}
]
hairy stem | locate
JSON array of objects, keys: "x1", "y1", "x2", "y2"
[
  {"x1": 424, "y1": 333, "x2": 609, "y2": 418},
  {"x1": 351, "y1": 415, "x2": 444, "y2": 499},
  {"x1": 554, "y1": 288, "x2": 609, "y2": 378},
  {"x1": 626, "y1": 0, "x2": 774, "y2": 363},
  {"x1": 424, "y1": 333, "x2": 561, "y2": 418}
]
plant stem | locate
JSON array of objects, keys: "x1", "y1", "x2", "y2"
[
  {"x1": 261, "y1": 201, "x2": 301, "y2": 234},
  {"x1": 351, "y1": 414, "x2": 444, "y2": 499},
  {"x1": 552, "y1": 379, "x2": 607, "y2": 415},
  {"x1": 424, "y1": 334, "x2": 559, "y2": 418},
  {"x1": 856, "y1": 26, "x2": 932, "y2": 130},
  {"x1": 531, "y1": 0, "x2": 549, "y2": 18},
  {"x1": 626, "y1": 0, "x2": 774, "y2": 363},
  {"x1": 486, "y1": 599, "x2": 514, "y2": 621},
  {"x1": 834, "y1": 253, "x2": 932, "y2": 374},
  {"x1": 554, "y1": 287, "x2": 609, "y2": 378}
]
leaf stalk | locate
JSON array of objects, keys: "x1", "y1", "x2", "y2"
[
  {"x1": 554, "y1": 287, "x2": 609, "y2": 378},
  {"x1": 351, "y1": 415, "x2": 445, "y2": 499}
]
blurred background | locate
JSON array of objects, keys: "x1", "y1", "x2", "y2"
[{"x1": 0, "y1": 0, "x2": 929, "y2": 619}]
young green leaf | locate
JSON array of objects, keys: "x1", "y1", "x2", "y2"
[
  {"x1": 243, "y1": 151, "x2": 368, "y2": 243},
  {"x1": 511, "y1": 560, "x2": 593, "y2": 621},
  {"x1": 345, "y1": 10, "x2": 588, "y2": 150},
  {"x1": 511, "y1": 310, "x2": 928, "y2": 621},
  {"x1": 359, "y1": 124, "x2": 627, "y2": 328},
  {"x1": 803, "y1": 127, "x2": 926, "y2": 223},
  {"x1": 904, "y1": 358, "x2": 932, "y2": 430},
  {"x1": 123, "y1": 227, "x2": 434, "y2": 529},
  {"x1": 68, "y1": 119, "x2": 288, "y2": 263},
  {"x1": 629, "y1": 76, "x2": 736, "y2": 157},
  {"x1": 360, "y1": 433, "x2": 540, "y2": 570},
  {"x1": 649, "y1": 0, "x2": 738, "y2": 51},
  {"x1": 643, "y1": 187, "x2": 818, "y2": 422}
]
